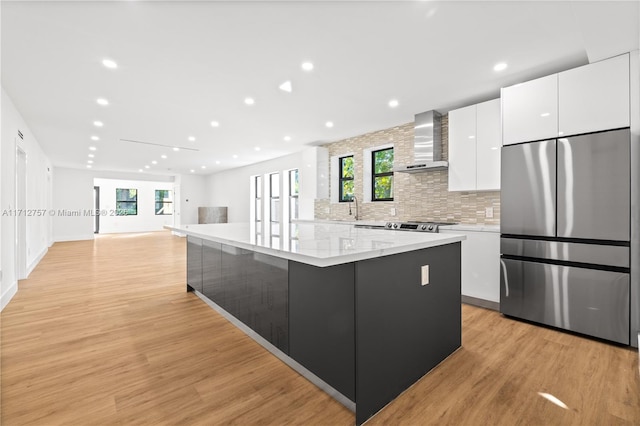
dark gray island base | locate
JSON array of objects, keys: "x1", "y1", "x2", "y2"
[{"x1": 186, "y1": 236, "x2": 461, "y2": 425}]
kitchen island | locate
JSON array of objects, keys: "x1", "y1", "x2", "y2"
[{"x1": 169, "y1": 222, "x2": 465, "y2": 425}]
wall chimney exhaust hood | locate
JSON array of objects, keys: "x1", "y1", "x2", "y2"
[{"x1": 394, "y1": 110, "x2": 447, "y2": 173}]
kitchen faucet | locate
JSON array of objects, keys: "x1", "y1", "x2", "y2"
[{"x1": 348, "y1": 196, "x2": 359, "y2": 220}]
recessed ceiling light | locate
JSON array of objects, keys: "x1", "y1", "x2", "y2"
[
  {"x1": 91, "y1": 136, "x2": 99, "y2": 141},
  {"x1": 145, "y1": 165, "x2": 150, "y2": 169},
  {"x1": 493, "y1": 62, "x2": 508, "y2": 72},
  {"x1": 87, "y1": 160, "x2": 94, "y2": 164},
  {"x1": 215, "y1": 160, "x2": 221, "y2": 165},
  {"x1": 244, "y1": 97, "x2": 255, "y2": 105},
  {"x1": 161, "y1": 154, "x2": 167, "y2": 159},
  {"x1": 89, "y1": 146, "x2": 97, "y2": 151},
  {"x1": 284, "y1": 136, "x2": 291, "y2": 142},
  {"x1": 540, "y1": 112, "x2": 550, "y2": 117},
  {"x1": 301, "y1": 61, "x2": 314, "y2": 71},
  {"x1": 139, "y1": 169, "x2": 143, "y2": 172},
  {"x1": 279, "y1": 81, "x2": 293, "y2": 93},
  {"x1": 201, "y1": 165, "x2": 206, "y2": 169},
  {"x1": 211, "y1": 121, "x2": 220, "y2": 127},
  {"x1": 93, "y1": 121, "x2": 104, "y2": 127},
  {"x1": 88, "y1": 154, "x2": 95, "y2": 158},
  {"x1": 151, "y1": 160, "x2": 158, "y2": 165},
  {"x1": 173, "y1": 147, "x2": 180, "y2": 152},
  {"x1": 254, "y1": 147, "x2": 261, "y2": 151},
  {"x1": 96, "y1": 98, "x2": 109, "y2": 106},
  {"x1": 232, "y1": 154, "x2": 238, "y2": 159},
  {"x1": 102, "y1": 59, "x2": 118, "y2": 69},
  {"x1": 188, "y1": 136, "x2": 195, "y2": 142},
  {"x1": 491, "y1": 147, "x2": 499, "y2": 150},
  {"x1": 325, "y1": 121, "x2": 334, "y2": 128},
  {"x1": 388, "y1": 99, "x2": 399, "y2": 108},
  {"x1": 190, "y1": 169, "x2": 195, "y2": 173},
  {"x1": 87, "y1": 165, "x2": 92, "y2": 169},
  {"x1": 468, "y1": 135, "x2": 475, "y2": 139}
]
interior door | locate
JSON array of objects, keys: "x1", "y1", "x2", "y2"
[
  {"x1": 557, "y1": 128, "x2": 630, "y2": 241},
  {"x1": 501, "y1": 139, "x2": 556, "y2": 237}
]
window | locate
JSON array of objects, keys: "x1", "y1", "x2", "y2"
[
  {"x1": 270, "y1": 173, "x2": 280, "y2": 235},
  {"x1": 116, "y1": 188, "x2": 137, "y2": 215},
  {"x1": 255, "y1": 175, "x2": 262, "y2": 229},
  {"x1": 339, "y1": 155, "x2": 354, "y2": 202},
  {"x1": 289, "y1": 169, "x2": 299, "y2": 220},
  {"x1": 155, "y1": 190, "x2": 173, "y2": 215},
  {"x1": 372, "y1": 148, "x2": 394, "y2": 201}
]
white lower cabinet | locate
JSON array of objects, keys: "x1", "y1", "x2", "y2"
[{"x1": 440, "y1": 228, "x2": 500, "y2": 304}]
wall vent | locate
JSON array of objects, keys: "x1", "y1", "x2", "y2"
[{"x1": 17, "y1": 130, "x2": 24, "y2": 140}]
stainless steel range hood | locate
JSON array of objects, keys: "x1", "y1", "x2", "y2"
[{"x1": 394, "y1": 110, "x2": 447, "y2": 173}]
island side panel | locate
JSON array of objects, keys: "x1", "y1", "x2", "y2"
[
  {"x1": 289, "y1": 262, "x2": 356, "y2": 402},
  {"x1": 355, "y1": 242, "x2": 462, "y2": 425}
]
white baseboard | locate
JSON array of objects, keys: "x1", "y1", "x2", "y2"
[
  {"x1": 1, "y1": 281, "x2": 17, "y2": 312},
  {"x1": 26, "y1": 247, "x2": 48, "y2": 277},
  {"x1": 54, "y1": 234, "x2": 95, "y2": 242}
]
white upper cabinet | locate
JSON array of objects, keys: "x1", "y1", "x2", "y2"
[
  {"x1": 476, "y1": 99, "x2": 501, "y2": 191},
  {"x1": 448, "y1": 98, "x2": 501, "y2": 191},
  {"x1": 448, "y1": 104, "x2": 477, "y2": 191},
  {"x1": 559, "y1": 53, "x2": 630, "y2": 136},
  {"x1": 501, "y1": 74, "x2": 558, "y2": 145}
]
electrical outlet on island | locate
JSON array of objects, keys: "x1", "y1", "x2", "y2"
[{"x1": 485, "y1": 207, "x2": 494, "y2": 218}]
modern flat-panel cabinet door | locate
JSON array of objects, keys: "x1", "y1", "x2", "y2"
[
  {"x1": 502, "y1": 74, "x2": 558, "y2": 145},
  {"x1": 448, "y1": 104, "x2": 477, "y2": 191},
  {"x1": 500, "y1": 139, "x2": 556, "y2": 237},
  {"x1": 476, "y1": 98, "x2": 501, "y2": 190},
  {"x1": 557, "y1": 129, "x2": 630, "y2": 241},
  {"x1": 202, "y1": 240, "x2": 222, "y2": 302},
  {"x1": 500, "y1": 258, "x2": 630, "y2": 344},
  {"x1": 559, "y1": 53, "x2": 630, "y2": 136},
  {"x1": 186, "y1": 236, "x2": 203, "y2": 293}
]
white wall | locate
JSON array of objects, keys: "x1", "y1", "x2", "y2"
[
  {"x1": 52, "y1": 168, "x2": 175, "y2": 241},
  {"x1": 175, "y1": 174, "x2": 208, "y2": 225},
  {"x1": 94, "y1": 178, "x2": 174, "y2": 233},
  {"x1": 1, "y1": 88, "x2": 53, "y2": 310},
  {"x1": 206, "y1": 147, "x2": 327, "y2": 223},
  {"x1": 52, "y1": 168, "x2": 97, "y2": 242}
]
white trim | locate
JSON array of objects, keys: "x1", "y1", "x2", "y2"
[
  {"x1": 363, "y1": 142, "x2": 393, "y2": 203},
  {"x1": 54, "y1": 234, "x2": 95, "y2": 242},
  {"x1": 1, "y1": 281, "x2": 18, "y2": 312},
  {"x1": 26, "y1": 246, "x2": 48, "y2": 277},
  {"x1": 330, "y1": 152, "x2": 355, "y2": 204}
]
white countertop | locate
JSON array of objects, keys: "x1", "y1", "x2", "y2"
[{"x1": 168, "y1": 222, "x2": 465, "y2": 267}]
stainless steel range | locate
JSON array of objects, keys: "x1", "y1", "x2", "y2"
[{"x1": 384, "y1": 222, "x2": 456, "y2": 233}]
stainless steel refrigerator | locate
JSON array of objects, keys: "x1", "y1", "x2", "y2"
[{"x1": 500, "y1": 128, "x2": 631, "y2": 344}]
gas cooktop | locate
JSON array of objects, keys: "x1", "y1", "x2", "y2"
[{"x1": 384, "y1": 221, "x2": 458, "y2": 233}]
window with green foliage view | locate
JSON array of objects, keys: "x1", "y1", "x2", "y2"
[
  {"x1": 116, "y1": 188, "x2": 138, "y2": 215},
  {"x1": 372, "y1": 148, "x2": 394, "y2": 201},
  {"x1": 289, "y1": 169, "x2": 299, "y2": 220},
  {"x1": 339, "y1": 155, "x2": 354, "y2": 202},
  {"x1": 155, "y1": 190, "x2": 173, "y2": 215}
]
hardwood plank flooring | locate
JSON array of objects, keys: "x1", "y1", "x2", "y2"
[{"x1": 2, "y1": 231, "x2": 639, "y2": 425}]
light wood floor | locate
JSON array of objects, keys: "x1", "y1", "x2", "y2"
[{"x1": 2, "y1": 231, "x2": 639, "y2": 425}]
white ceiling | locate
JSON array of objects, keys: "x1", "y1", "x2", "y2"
[{"x1": 2, "y1": 1, "x2": 638, "y2": 177}]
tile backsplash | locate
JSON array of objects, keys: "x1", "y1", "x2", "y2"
[{"x1": 314, "y1": 114, "x2": 500, "y2": 225}]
